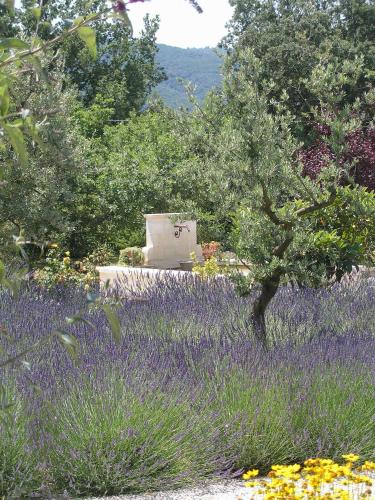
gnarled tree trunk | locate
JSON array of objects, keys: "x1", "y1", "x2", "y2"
[{"x1": 251, "y1": 273, "x2": 281, "y2": 350}]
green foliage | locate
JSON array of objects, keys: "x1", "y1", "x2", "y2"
[
  {"x1": 44, "y1": 378, "x2": 221, "y2": 496},
  {"x1": 0, "y1": 68, "x2": 84, "y2": 248},
  {"x1": 0, "y1": 4, "x2": 17, "y2": 38},
  {"x1": 0, "y1": 0, "x2": 167, "y2": 257},
  {"x1": 0, "y1": 2, "x2": 107, "y2": 165},
  {"x1": 118, "y1": 247, "x2": 144, "y2": 267},
  {"x1": 85, "y1": 244, "x2": 115, "y2": 267},
  {"x1": 232, "y1": 186, "x2": 375, "y2": 288},
  {"x1": 73, "y1": 94, "x2": 114, "y2": 138},
  {"x1": 225, "y1": 0, "x2": 375, "y2": 135},
  {"x1": 61, "y1": 16, "x2": 165, "y2": 121},
  {"x1": 3, "y1": 354, "x2": 375, "y2": 496},
  {"x1": 302, "y1": 187, "x2": 375, "y2": 281},
  {"x1": 216, "y1": 366, "x2": 375, "y2": 473},
  {"x1": 76, "y1": 25, "x2": 97, "y2": 58},
  {"x1": 181, "y1": 44, "x2": 375, "y2": 344},
  {"x1": 192, "y1": 255, "x2": 221, "y2": 279},
  {"x1": 66, "y1": 107, "x2": 186, "y2": 255},
  {"x1": 0, "y1": 388, "x2": 42, "y2": 498},
  {"x1": 152, "y1": 92, "x2": 240, "y2": 247}
]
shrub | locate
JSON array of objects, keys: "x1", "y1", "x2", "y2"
[
  {"x1": 83, "y1": 244, "x2": 115, "y2": 267},
  {"x1": 201, "y1": 241, "x2": 221, "y2": 261},
  {"x1": 34, "y1": 248, "x2": 84, "y2": 288},
  {"x1": 34, "y1": 244, "x2": 114, "y2": 290},
  {"x1": 291, "y1": 186, "x2": 375, "y2": 281},
  {"x1": 300, "y1": 126, "x2": 375, "y2": 190},
  {"x1": 192, "y1": 255, "x2": 221, "y2": 278},
  {"x1": 118, "y1": 247, "x2": 144, "y2": 267},
  {"x1": 44, "y1": 377, "x2": 228, "y2": 496},
  {"x1": 0, "y1": 386, "x2": 42, "y2": 498}
]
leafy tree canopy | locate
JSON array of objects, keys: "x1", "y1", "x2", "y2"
[
  {"x1": 224, "y1": 0, "x2": 375, "y2": 136},
  {"x1": 2, "y1": 0, "x2": 166, "y2": 122},
  {"x1": 66, "y1": 104, "x2": 187, "y2": 255}
]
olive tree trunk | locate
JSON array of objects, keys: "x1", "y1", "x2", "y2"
[{"x1": 251, "y1": 273, "x2": 281, "y2": 350}]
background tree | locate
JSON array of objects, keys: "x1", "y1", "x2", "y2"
[
  {"x1": 4, "y1": 0, "x2": 165, "y2": 121},
  {"x1": 223, "y1": 0, "x2": 375, "y2": 138},
  {"x1": 66, "y1": 104, "x2": 186, "y2": 255},
  {"x1": 0, "y1": 0, "x2": 166, "y2": 260},
  {"x1": 0, "y1": 60, "x2": 85, "y2": 261},
  {"x1": 61, "y1": 15, "x2": 165, "y2": 121}
]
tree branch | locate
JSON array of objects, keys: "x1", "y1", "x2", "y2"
[
  {"x1": 259, "y1": 179, "x2": 291, "y2": 228},
  {"x1": 296, "y1": 191, "x2": 336, "y2": 217},
  {"x1": 272, "y1": 231, "x2": 294, "y2": 258},
  {"x1": 0, "y1": 11, "x2": 106, "y2": 70}
]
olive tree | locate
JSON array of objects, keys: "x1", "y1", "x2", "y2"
[{"x1": 206, "y1": 49, "x2": 374, "y2": 348}]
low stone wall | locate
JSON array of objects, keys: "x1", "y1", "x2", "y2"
[{"x1": 97, "y1": 266, "x2": 192, "y2": 295}]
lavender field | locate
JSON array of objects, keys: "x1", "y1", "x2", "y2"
[{"x1": 1, "y1": 274, "x2": 375, "y2": 498}]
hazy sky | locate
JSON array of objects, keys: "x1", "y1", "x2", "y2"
[{"x1": 129, "y1": 0, "x2": 234, "y2": 48}]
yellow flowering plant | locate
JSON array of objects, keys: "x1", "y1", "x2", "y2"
[
  {"x1": 243, "y1": 455, "x2": 375, "y2": 499},
  {"x1": 34, "y1": 247, "x2": 101, "y2": 289},
  {"x1": 191, "y1": 252, "x2": 221, "y2": 279}
]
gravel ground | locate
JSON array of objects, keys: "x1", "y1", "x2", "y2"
[{"x1": 89, "y1": 480, "x2": 251, "y2": 500}]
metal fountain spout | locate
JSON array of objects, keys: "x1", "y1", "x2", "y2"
[{"x1": 174, "y1": 224, "x2": 191, "y2": 238}]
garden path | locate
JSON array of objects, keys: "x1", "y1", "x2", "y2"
[{"x1": 90, "y1": 479, "x2": 250, "y2": 499}]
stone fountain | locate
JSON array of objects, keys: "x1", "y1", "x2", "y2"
[
  {"x1": 142, "y1": 213, "x2": 203, "y2": 269},
  {"x1": 97, "y1": 213, "x2": 203, "y2": 292}
]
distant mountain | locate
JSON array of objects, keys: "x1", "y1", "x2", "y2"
[{"x1": 154, "y1": 44, "x2": 223, "y2": 108}]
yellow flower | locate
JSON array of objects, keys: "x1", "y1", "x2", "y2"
[
  {"x1": 288, "y1": 464, "x2": 301, "y2": 473},
  {"x1": 243, "y1": 456, "x2": 375, "y2": 499},
  {"x1": 306, "y1": 475, "x2": 322, "y2": 488},
  {"x1": 333, "y1": 490, "x2": 350, "y2": 500},
  {"x1": 244, "y1": 480, "x2": 259, "y2": 487},
  {"x1": 243, "y1": 469, "x2": 259, "y2": 479},
  {"x1": 362, "y1": 461, "x2": 375, "y2": 471},
  {"x1": 342, "y1": 454, "x2": 359, "y2": 463},
  {"x1": 304, "y1": 458, "x2": 322, "y2": 466},
  {"x1": 49, "y1": 243, "x2": 59, "y2": 248},
  {"x1": 65, "y1": 251, "x2": 70, "y2": 256},
  {"x1": 320, "y1": 459, "x2": 335, "y2": 466},
  {"x1": 351, "y1": 474, "x2": 373, "y2": 485},
  {"x1": 269, "y1": 477, "x2": 287, "y2": 487}
]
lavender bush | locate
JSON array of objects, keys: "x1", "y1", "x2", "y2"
[{"x1": 1, "y1": 273, "x2": 375, "y2": 497}]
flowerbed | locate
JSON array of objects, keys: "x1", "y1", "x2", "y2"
[
  {"x1": 243, "y1": 455, "x2": 375, "y2": 499},
  {"x1": 1, "y1": 274, "x2": 375, "y2": 497}
]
